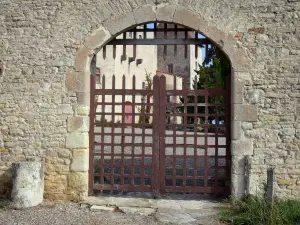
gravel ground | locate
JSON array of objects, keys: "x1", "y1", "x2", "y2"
[{"x1": 0, "y1": 202, "x2": 161, "y2": 225}]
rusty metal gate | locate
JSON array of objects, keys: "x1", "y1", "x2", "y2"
[{"x1": 89, "y1": 22, "x2": 231, "y2": 196}]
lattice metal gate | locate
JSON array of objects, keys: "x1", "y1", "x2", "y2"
[{"x1": 89, "y1": 22, "x2": 231, "y2": 196}]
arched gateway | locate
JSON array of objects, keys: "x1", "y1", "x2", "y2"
[{"x1": 89, "y1": 22, "x2": 231, "y2": 196}]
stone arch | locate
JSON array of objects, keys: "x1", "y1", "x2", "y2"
[{"x1": 67, "y1": 5, "x2": 256, "y2": 199}]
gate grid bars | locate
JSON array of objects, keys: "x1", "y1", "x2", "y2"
[
  {"x1": 89, "y1": 74, "x2": 231, "y2": 196},
  {"x1": 89, "y1": 22, "x2": 231, "y2": 196}
]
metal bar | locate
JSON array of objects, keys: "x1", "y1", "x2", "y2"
[
  {"x1": 225, "y1": 74, "x2": 231, "y2": 194},
  {"x1": 100, "y1": 75, "x2": 106, "y2": 185},
  {"x1": 94, "y1": 143, "x2": 226, "y2": 148},
  {"x1": 131, "y1": 75, "x2": 136, "y2": 186},
  {"x1": 113, "y1": 45, "x2": 116, "y2": 59},
  {"x1": 172, "y1": 75, "x2": 177, "y2": 188},
  {"x1": 122, "y1": 45, "x2": 126, "y2": 60},
  {"x1": 133, "y1": 45, "x2": 136, "y2": 59},
  {"x1": 163, "y1": 133, "x2": 227, "y2": 138},
  {"x1": 215, "y1": 76, "x2": 219, "y2": 188},
  {"x1": 103, "y1": 45, "x2": 106, "y2": 59},
  {"x1": 121, "y1": 75, "x2": 126, "y2": 186},
  {"x1": 204, "y1": 76, "x2": 208, "y2": 189},
  {"x1": 141, "y1": 83, "x2": 146, "y2": 186},
  {"x1": 111, "y1": 75, "x2": 116, "y2": 186},
  {"x1": 112, "y1": 102, "x2": 225, "y2": 107},
  {"x1": 89, "y1": 74, "x2": 96, "y2": 195},
  {"x1": 93, "y1": 184, "x2": 152, "y2": 192},
  {"x1": 152, "y1": 75, "x2": 160, "y2": 195},
  {"x1": 165, "y1": 174, "x2": 226, "y2": 179},
  {"x1": 164, "y1": 186, "x2": 228, "y2": 194},
  {"x1": 183, "y1": 94, "x2": 188, "y2": 188},
  {"x1": 95, "y1": 89, "x2": 226, "y2": 95},
  {"x1": 184, "y1": 30, "x2": 188, "y2": 59},
  {"x1": 159, "y1": 75, "x2": 166, "y2": 193},
  {"x1": 143, "y1": 24, "x2": 146, "y2": 39},
  {"x1": 94, "y1": 133, "x2": 155, "y2": 137},
  {"x1": 95, "y1": 112, "x2": 224, "y2": 117},
  {"x1": 267, "y1": 168, "x2": 275, "y2": 201},
  {"x1": 174, "y1": 24, "x2": 178, "y2": 57},
  {"x1": 106, "y1": 39, "x2": 211, "y2": 45},
  {"x1": 195, "y1": 32, "x2": 198, "y2": 59},
  {"x1": 193, "y1": 75, "x2": 198, "y2": 189},
  {"x1": 129, "y1": 28, "x2": 196, "y2": 32},
  {"x1": 164, "y1": 23, "x2": 167, "y2": 60}
]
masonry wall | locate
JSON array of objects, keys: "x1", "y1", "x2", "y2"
[{"x1": 0, "y1": 0, "x2": 299, "y2": 201}]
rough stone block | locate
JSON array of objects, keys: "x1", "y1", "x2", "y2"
[
  {"x1": 231, "y1": 155, "x2": 246, "y2": 175},
  {"x1": 119, "y1": 206, "x2": 156, "y2": 216},
  {"x1": 156, "y1": 4, "x2": 177, "y2": 22},
  {"x1": 231, "y1": 174, "x2": 246, "y2": 197},
  {"x1": 232, "y1": 120, "x2": 242, "y2": 140},
  {"x1": 71, "y1": 149, "x2": 89, "y2": 172},
  {"x1": 74, "y1": 105, "x2": 89, "y2": 116},
  {"x1": 232, "y1": 104, "x2": 258, "y2": 122},
  {"x1": 246, "y1": 89, "x2": 265, "y2": 105},
  {"x1": 59, "y1": 104, "x2": 74, "y2": 115},
  {"x1": 235, "y1": 72, "x2": 252, "y2": 83},
  {"x1": 75, "y1": 46, "x2": 93, "y2": 72},
  {"x1": 76, "y1": 92, "x2": 90, "y2": 106},
  {"x1": 242, "y1": 105, "x2": 258, "y2": 122},
  {"x1": 104, "y1": 13, "x2": 135, "y2": 36},
  {"x1": 84, "y1": 26, "x2": 111, "y2": 50},
  {"x1": 90, "y1": 205, "x2": 114, "y2": 212},
  {"x1": 173, "y1": 7, "x2": 206, "y2": 32},
  {"x1": 277, "y1": 178, "x2": 297, "y2": 186},
  {"x1": 133, "y1": 6, "x2": 156, "y2": 24},
  {"x1": 67, "y1": 116, "x2": 89, "y2": 132},
  {"x1": 66, "y1": 132, "x2": 89, "y2": 149},
  {"x1": 232, "y1": 104, "x2": 243, "y2": 121},
  {"x1": 232, "y1": 80, "x2": 243, "y2": 104},
  {"x1": 66, "y1": 71, "x2": 89, "y2": 93},
  {"x1": 232, "y1": 140, "x2": 253, "y2": 156},
  {"x1": 68, "y1": 172, "x2": 88, "y2": 192},
  {"x1": 11, "y1": 161, "x2": 44, "y2": 209}
]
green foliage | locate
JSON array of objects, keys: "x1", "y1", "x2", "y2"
[
  {"x1": 138, "y1": 70, "x2": 153, "y2": 124},
  {"x1": 179, "y1": 45, "x2": 230, "y2": 126},
  {"x1": 144, "y1": 69, "x2": 153, "y2": 89},
  {"x1": 0, "y1": 199, "x2": 10, "y2": 211},
  {"x1": 219, "y1": 195, "x2": 300, "y2": 225},
  {"x1": 193, "y1": 45, "x2": 231, "y2": 91}
]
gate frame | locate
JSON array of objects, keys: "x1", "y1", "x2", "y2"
[{"x1": 67, "y1": 5, "x2": 256, "y2": 199}]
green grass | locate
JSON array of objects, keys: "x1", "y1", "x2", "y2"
[
  {"x1": 219, "y1": 195, "x2": 300, "y2": 225},
  {"x1": 0, "y1": 199, "x2": 10, "y2": 211}
]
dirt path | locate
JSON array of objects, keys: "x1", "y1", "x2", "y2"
[
  {"x1": 0, "y1": 202, "x2": 160, "y2": 225},
  {"x1": 0, "y1": 198, "x2": 224, "y2": 225}
]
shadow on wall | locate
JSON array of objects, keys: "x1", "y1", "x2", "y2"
[{"x1": 0, "y1": 168, "x2": 12, "y2": 198}]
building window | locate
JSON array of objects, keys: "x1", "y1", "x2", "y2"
[{"x1": 168, "y1": 64, "x2": 173, "y2": 74}]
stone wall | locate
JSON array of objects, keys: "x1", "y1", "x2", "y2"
[{"x1": 0, "y1": 0, "x2": 299, "y2": 201}]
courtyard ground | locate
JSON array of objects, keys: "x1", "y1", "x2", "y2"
[{"x1": 0, "y1": 194, "x2": 227, "y2": 225}]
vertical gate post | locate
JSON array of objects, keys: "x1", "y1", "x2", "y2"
[
  {"x1": 159, "y1": 76, "x2": 167, "y2": 193},
  {"x1": 267, "y1": 168, "x2": 275, "y2": 201},
  {"x1": 152, "y1": 75, "x2": 160, "y2": 195},
  {"x1": 89, "y1": 55, "x2": 97, "y2": 195}
]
